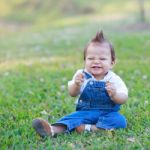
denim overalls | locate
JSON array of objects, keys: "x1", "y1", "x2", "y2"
[{"x1": 54, "y1": 71, "x2": 127, "y2": 131}]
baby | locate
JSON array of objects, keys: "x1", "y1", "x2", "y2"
[{"x1": 32, "y1": 31, "x2": 128, "y2": 137}]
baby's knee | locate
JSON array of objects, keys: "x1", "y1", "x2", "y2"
[{"x1": 115, "y1": 114, "x2": 127, "y2": 128}]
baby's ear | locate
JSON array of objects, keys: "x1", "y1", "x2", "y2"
[
  {"x1": 111, "y1": 60, "x2": 115, "y2": 65},
  {"x1": 111, "y1": 61, "x2": 115, "y2": 68}
]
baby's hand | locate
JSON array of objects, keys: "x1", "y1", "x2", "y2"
[
  {"x1": 74, "y1": 72, "x2": 84, "y2": 87},
  {"x1": 105, "y1": 82, "x2": 116, "y2": 98}
]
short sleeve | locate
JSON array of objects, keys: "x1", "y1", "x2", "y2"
[{"x1": 111, "y1": 75, "x2": 128, "y2": 95}]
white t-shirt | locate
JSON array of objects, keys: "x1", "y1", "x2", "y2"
[{"x1": 68, "y1": 69, "x2": 128, "y2": 95}]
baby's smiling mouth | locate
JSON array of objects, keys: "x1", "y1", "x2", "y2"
[{"x1": 92, "y1": 66, "x2": 101, "y2": 68}]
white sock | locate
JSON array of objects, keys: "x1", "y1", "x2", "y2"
[
  {"x1": 85, "y1": 124, "x2": 92, "y2": 131},
  {"x1": 49, "y1": 125, "x2": 55, "y2": 136}
]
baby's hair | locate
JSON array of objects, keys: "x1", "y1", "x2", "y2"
[
  {"x1": 91, "y1": 31, "x2": 105, "y2": 43},
  {"x1": 83, "y1": 31, "x2": 115, "y2": 62}
]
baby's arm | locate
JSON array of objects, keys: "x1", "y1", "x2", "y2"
[
  {"x1": 106, "y1": 82, "x2": 128, "y2": 104},
  {"x1": 68, "y1": 72, "x2": 84, "y2": 97}
]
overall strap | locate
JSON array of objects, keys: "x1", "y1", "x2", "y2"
[{"x1": 83, "y1": 71, "x2": 92, "y2": 80}]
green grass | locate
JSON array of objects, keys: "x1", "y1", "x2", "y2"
[
  {"x1": 0, "y1": 1, "x2": 150, "y2": 149},
  {"x1": 0, "y1": 26, "x2": 150, "y2": 149}
]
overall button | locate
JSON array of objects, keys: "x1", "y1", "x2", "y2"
[
  {"x1": 90, "y1": 81, "x2": 93, "y2": 85},
  {"x1": 79, "y1": 100, "x2": 82, "y2": 103}
]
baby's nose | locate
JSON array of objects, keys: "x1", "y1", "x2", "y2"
[{"x1": 94, "y1": 59, "x2": 100, "y2": 63}]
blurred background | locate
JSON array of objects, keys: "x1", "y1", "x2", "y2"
[
  {"x1": 0, "y1": 0, "x2": 150, "y2": 61},
  {"x1": 0, "y1": 0, "x2": 150, "y2": 29}
]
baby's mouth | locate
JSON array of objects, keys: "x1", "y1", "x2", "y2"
[{"x1": 92, "y1": 66, "x2": 101, "y2": 69}]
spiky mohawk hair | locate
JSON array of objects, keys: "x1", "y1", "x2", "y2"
[
  {"x1": 91, "y1": 31, "x2": 105, "y2": 43},
  {"x1": 83, "y1": 31, "x2": 115, "y2": 62}
]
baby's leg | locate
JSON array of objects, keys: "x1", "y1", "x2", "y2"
[
  {"x1": 54, "y1": 111, "x2": 94, "y2": 132},
  {"x1": 52, "y1": 124, "x2": 67, "y2": 134},
  {"x1": 76, "y1": 124, "x2": 103, "y2": 133},
  {"x1": 32, "y1": 118, "x2": 67, "y2": 137},
  {"x1": 76, "y1": 112, "x2": 126, "y2": 133},
  {"x1": 96, "y1": 111, "x2": 127, "y2": 130}
]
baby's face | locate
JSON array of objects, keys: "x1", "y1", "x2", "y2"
[{"x1": 84, "y1": 43, "x2": 114, "y2": 80}]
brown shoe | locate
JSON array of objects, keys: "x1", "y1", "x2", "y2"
[
  {"x1": 32, "y1": 118, "x2": 54, "y2": 137},
  {"x1": 75, "y1": 124, "x2": 85, "y2": 133}
]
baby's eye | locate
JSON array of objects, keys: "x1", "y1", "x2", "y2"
[
  {"x1": 88, "y1": 57, "x2": 94, "y2": 60},
  {"x1": 100, "y1": 58, "x2": 106, "y2": 60}
]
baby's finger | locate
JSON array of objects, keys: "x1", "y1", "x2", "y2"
[
  {"x1": 106, "y1": 81, "x2": 112, "y2": 86},
  {"x1": 76, "y1": 73, "x2": 84, "y2": 79},
  {"x1": 79, "y1": 73, "x2": 84, "y2": 79}
]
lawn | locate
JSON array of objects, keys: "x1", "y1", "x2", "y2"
[{"x1": 0, "y1": 1, "x2": 150, "y2": 149}]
